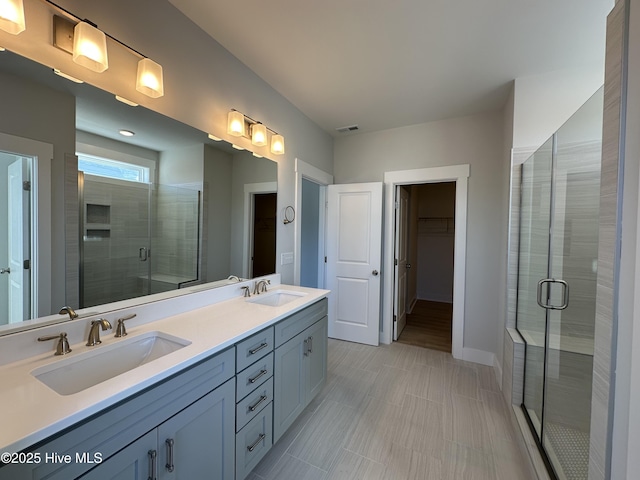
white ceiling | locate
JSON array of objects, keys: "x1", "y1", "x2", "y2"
[{"x1": 168, "y1": 0, "x2": 612, "y2": 136}]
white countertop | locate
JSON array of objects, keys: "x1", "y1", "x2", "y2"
[{"x1": 0, "y1": 282, "x2": 329, "y2": 454}]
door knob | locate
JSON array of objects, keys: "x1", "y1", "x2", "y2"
[
  {"x1": 372, "y1": 270, "x2": 379, "y2": 276},
  {"x1": 406, "y1": 264, "x2": 411, "y2": 269},
  {"x1": 0, "y1": 268, "x2": 10, "y2": 274}
]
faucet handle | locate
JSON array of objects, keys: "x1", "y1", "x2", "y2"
[
  {"x1": 241, "y1": 286, "x2": 251, "y2": 297},
  {"x1": 115, "y1": 314, "x2": 136, "y2": 337},
  {"x1": 38, "y1": 332, "x2": 72, "y2": 356}
]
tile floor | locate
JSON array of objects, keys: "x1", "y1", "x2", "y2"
[{"x1": 249, "y1": 339, "x2": 536, "y2": 480}]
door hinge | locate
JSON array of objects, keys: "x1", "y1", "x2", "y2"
[
  {"x1": 23, "y1": 181, "x2": 31, "y2": 191},
  {"x1": 394, "y1": 258, "x2": 398, "y2": 266},
  {"x1": 324, "y1": 256, "x2": 327, "y2": 263},
  {"x1": 394, "y1": 201, "x2": 399, "y2": 209},
  {"x1": 23, "y1": 259, "x2": 30, "y2": 270},
  {"x1": 393, "y1": 315, "x2": 397, "y2": 323}
]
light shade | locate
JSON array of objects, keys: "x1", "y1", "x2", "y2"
[
  {"x1": 270, "y1": 134, "x2": 285, "y2": 155},
  {"x1": 136, "y1": 58, "x2": 164, "y2": 98},
  {"x1": 0, "y1": 0, "x2": 25, "y2": 35},
  {"x1": 251, "y1": 124, "x2": 267, "y2": 147},
  {"x1": 227, "y1": 111, "x2": 245, "y2": 137},
  {"x1": 73, "y1": 21, "x2": 108, "y2": 72}
]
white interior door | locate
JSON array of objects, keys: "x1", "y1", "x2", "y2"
[
  {"x1": 393, "y1": 186, "x2": 409, "y2": 340},
  {"x1": 326, "y1": 182, "x2": 382, "y2": 346},
  {"x1": 7, "y1": 157, "x2": 30, "y2": 323}
]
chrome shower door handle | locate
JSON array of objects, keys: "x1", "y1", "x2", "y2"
[
  {"x1": 139, "y1": 247, "x2": 148, "y2": 262},
  {"x1": 536, "y1": 279, "x2": 570, "y2": 310}
]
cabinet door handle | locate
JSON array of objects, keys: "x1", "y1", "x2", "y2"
[
  {"x1": 249, "y1": 369, "x2": 268, "y2": 384},
  {"x1": 303, "y1": 338, "x2": 309, "y2": 357},
  {"x1": 248, "y1": 394, "x2": 268, "y2": 412},
  {"x1": 165, "y1": 438, "x2": 175, "y2": 472},
  {"x1": 249, "y1": 342, "x2": 269, "y2": 355},
  {"x1": 148, "y1": 449, "x2": 157, "y2": 480},
  {"x1": 309, "y1": 336, "x2": 313, "y2": 354},
  {"x1": 247, "y1": 433, "x2": 266, "y2": 452}
]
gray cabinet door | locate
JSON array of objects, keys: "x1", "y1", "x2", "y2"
[
  {"x1": 157, "y1": 378, "x2": 235, "y2": 480},
  {"x1": 78, "y1": 431, "x2": 156, "y2": 480},
  {"x1": 273, "y1": 330, "x2": 306, "y2": 442},
  {"x1": 305, "y1": 316, "x2": 328, "y2": 404}
]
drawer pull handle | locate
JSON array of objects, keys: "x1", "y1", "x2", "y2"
[
  {"x1": 148, "y1": 449, "x2": 157, "y2": 480},
  {"x1": 249, "y1": 342, "x2": 269, "y2": 355},
  {"x1": 247, "y1": 433, "x2": 266, "y2": 452},
  {"x1": 303, "y1": 338, "x2": 309, "y2": 357},
  {"x1": 248, "y1": 394, "x2": 268, "y2": 412},
  {"x1": 249, "y1": 369, "x2": 268, "y2": 384},
  {"x1": 165, "y1": 439, "x2": 175, "y2": 472},
  {"x1": 309, "y1": 336, "x2": 313, "y2": 354}
]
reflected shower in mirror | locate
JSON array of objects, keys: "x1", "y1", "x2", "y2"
[{"x1": 0, "y1": 49, "x2": 277, "y2": 328}]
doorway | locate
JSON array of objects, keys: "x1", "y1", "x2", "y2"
[
  {"x1": 394, "y1": 182, "x2": 456, "y2": 353},
  {"x1": 251, "y1": 193, "x2": 277, "y2": 277},
  {"x1": 383, "y1": 164, "x2": 469, "y2": 358},
  {"x1": 0, "y1": 151, "x2": 33, "y2": 325}
]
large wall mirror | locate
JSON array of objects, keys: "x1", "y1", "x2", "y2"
[{"x1": 0, "y1": 50, "x2": 277, "y2": 333}]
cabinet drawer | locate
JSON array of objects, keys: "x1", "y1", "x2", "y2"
[
  {"x1": 274, "y1": 298, "x2": 327, "y2": 347},
  {"x1": 236, "y1": 326, "x2": 274, "y2": 372},
  {"x1": 237, "y1": 352, "x2": 273, "y2": 401},
  {"x1": 236, "y1": 378, "x2": 273, "y2": 432},
  {"x1": 235, "y1": 405, "x2": 273, "y2": 480}
]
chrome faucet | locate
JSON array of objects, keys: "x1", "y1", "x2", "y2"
[
  {"x1": 86, "y1": 318, "x2": 112, "y2": 346},
  {"x1": 228, "y1": 275, "x2": 241, "y2": 283},
  {"x1": 59, "y1": 306, "x2": 78, "y2": 320},
  {"x1": 253, "y1": 279, "x2": 270, "y2": 295}
]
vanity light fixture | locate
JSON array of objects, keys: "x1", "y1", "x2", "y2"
[
  {"x1": 53, "y1": 68, "x2": 84, "y2": 83},
  {"x1": 251, "y1": 123, "x2": 267, "y2": 147},
  {"x1": 227, "y1": 109, "x2": 286, "y2": 155},
  {"x1": 119, "y1": 129, "x2": 135, "y2": 137},
  {"x1": 49, "y1": 6, "x2": 164, "y2": 98},
  {"x1": 72, "y1": 20, "x2": 108, "y2": 72},
  {"x1": 270, "y1": 134, "x2": 285, "y2": 155},
  {"x1": 0, "y1": 0, "x2": 26, "y2": 35},
  {"x1": 228, "y1": 110, "x2": 245, "y2": 137},
  {"x1": 115, "y1": 95, "x2": 138, "y2": 107}
]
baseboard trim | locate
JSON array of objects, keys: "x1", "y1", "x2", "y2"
[{"x1": 462, "y1": 347, "x2": 495, "y2": 367}]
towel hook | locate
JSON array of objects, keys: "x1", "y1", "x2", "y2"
[{"x1": 283, "y1": 206, "x2": 295, "y2": 224}]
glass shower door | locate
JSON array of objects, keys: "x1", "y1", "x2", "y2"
[
  {"x1": 517, "y1": 87, "x2": 603, "y2": 480},
  {"x1": 542, "y1": 89, "x2": 602, "y2": 480},
  {"x1": 517, "y1": 137, "x2": 553, "y2": 437}
]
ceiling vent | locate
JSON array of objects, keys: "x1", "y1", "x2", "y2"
[{"x1": 336, "y1": 124, "x2": 359, "y2": 133}]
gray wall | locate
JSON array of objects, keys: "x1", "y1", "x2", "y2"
[
  {"x1": 334, "y1": 110, "x2": 509, "y2": 357},
  {"x1": 0, "y1": 70, "x2": 75, "y2": 313}
]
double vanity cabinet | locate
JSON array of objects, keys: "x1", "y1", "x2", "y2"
[{"x1": 0, "y1": 297, "x2": 328, "y2": 480}]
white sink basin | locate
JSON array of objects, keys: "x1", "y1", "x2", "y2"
[
  {"x1": 32, "y1": 331, "x2": 191, "y2": 395},
  {"x1": 247, "y1": 289, "x2": 307, "y2": 307}
]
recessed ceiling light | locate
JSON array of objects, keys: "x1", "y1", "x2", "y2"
[
  {"x1": 208, "y1": 133, "x2": 222, "y2": 141},
  {"x1": 119, "y1": 129, "x2": 135, "y2": 137},
  {"x1": 232, "y1": 144, "x2": 244, "y2": 150},
  {"x1": 0, "y1": 47, "x2": 6, "y2": 52}
]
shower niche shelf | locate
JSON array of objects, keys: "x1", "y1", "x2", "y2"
[{"x1": 85, "y1": 204, "x2": 111, "y2": 240}]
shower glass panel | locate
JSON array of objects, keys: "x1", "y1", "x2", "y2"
[
  {"x1": 517, "y1": 86, "x2": 603, "y2": 480},
  {"x1": 542, "y1": 88, "x2": 602, "y2": 480},
  {"x1": 150, "y1": 184, "x2": 200, "y2": 294},
  {"x1": 517, "y1": 137, "x2": 553, "y2": 438},
  {"x1": 80, "y1": 175, "x2": 200, "y2": 308}
]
